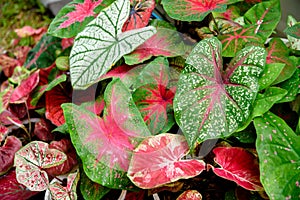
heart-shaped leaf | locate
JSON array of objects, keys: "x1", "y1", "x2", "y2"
[
  {"x1": 49, "y1": 170, "x2": 80, "y2": 200},
  {"x1": 174, "y1": 37, "x2": 266, "y2": 149},
  {"x1": 258, "y1": 63, "x2": 285, "y2": 90},
  {"x1": 276, "y1": 69, "x2": 300, "y2": 103},
  {"x1": 48, "y1": 0, "x2": 114, "y2": 38},
  {"x1": 127, "y1": 133, "x2": 206, "y2": 189},
  {"x1": 210, "y1": 147, "x2": 263, "y2": 191},
  {"x1": 0, "y1": 136, "x2": 22, "y2": 175},
  {"x1": 161, "y1": 0, "x2": 242, "y2": 22},
  {"x1": 62, "y1": 78, "x2": 151, "y2": 189},
  {"x1": 122, "y1": 0, "x2": 155, "y2": 32},
  {"x1": 70, "y1": 0, "x2": 156, "y2": 89},
  {"x1": 244, "y1": 0, "x2": 281, "y2": 42},
  {"x1": 14, "y1": 141, "x2": 67, "y2": 191},
  {"x1": 176, "y1": 190, "x2": 202, "y2": 200},
  {"x1": 254, "y1": 112, "x2": 300, "y2": 199}
]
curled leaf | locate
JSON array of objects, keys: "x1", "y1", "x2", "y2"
[{"x1": 177, "y1": 190, "x2": 202, "y2": 200}]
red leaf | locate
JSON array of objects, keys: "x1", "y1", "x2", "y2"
[
  {"x1": 125, "y1": 190, "x2": 146, "y2": 200},
  {"x1": 0, "y1": 110, "x2": 22, "y2": 126},
  {"x1": 0, "y1": 55, "x2": 20, "y2": 77},
  {"x1": 0, "y1": 170, "x2": 38, "y2": 200},
  {"x1": 177, "y1": 190, "x2": 202, "y2": 200},
  {"x1": 128, "y1": 133, "x2": 206, "y2": 189},
  {"x1": 122, "y1": 0, "x2": 155, "y2": 31},
  {"x1": 10, "y1": 70, "x2": 40, "y2": 103},
  {"x1": 13, "y1": 46, "x2": 31, "y2": 67},
  {"x1": 59, "y1": 0, "x2": 103, "y2": 29},
  {"x1": 33, "y1": 118, "x2": 55, "y2": 142},
  {"x1": 211, "y1": 147, "x2": 263, "y2": 191},
  {"x1": 46, "y1": 139, "x2": 78, "y2": 176},
  {"x1": 14, "y1": 26, "x2": 47, "y2": 42},
  {"x1": 0, "y1": 124, "x2": 8, "y2": 142},
  {"x1": 61, "y1": 38, "x2": 74, "y2": 50},
  {"x1": 0, "y1": 136, "x2": 22, "y2": 175},
  {"x1": 45, "y1": 84, "x2": 71, "y2": 126}
]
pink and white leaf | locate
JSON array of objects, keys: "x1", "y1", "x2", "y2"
[{"x1": 176, "y1": 190, "x2": 202, "y2": 200}]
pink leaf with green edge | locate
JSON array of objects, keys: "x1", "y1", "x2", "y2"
[
  {"x1": 0, "y1": 170, "x2": 38, "y2": 200},
  {"x1": 254, "y1": 112, "x2": 300, "y2": 199},
  {"x1": 0, "y1": 124, "x2": 8, "y2": 142},
  {"x1": 49, "y1": 170, "x2": 80, "y2": 200},
  {"x1": 244, "y1": 0, "x2": 281, "y2": 42},
  {"x1": 210, "y1": 147, "x2": 263, "y2": 191},
  {"x1": 218, "y1": 26, "x2": 262, "y2": 57},
  {"x1": 10, "y1": 70, "x2": 40, "y2": 104},
  {"x1": 122, "y1": 0, "x2": 155, "y2": 32},
  {"x1": 62, "y1": 78, "x2": 151, "y2": 189},
  {"x1": 45, "y1": 84, "x2": 71, "y2": 126},
  {"x1": 0, "y1": 136, "x2": 22, "y2": 175},
  {"x1": 161, "y1": 0, "x2": 242, "y2": 22},
  {"x1": 128, "y1": 133, "x2": 206, "y2": 189},
  {"x1": 0, "y1": 110, "x2": 22, "y2": 126},
  {"x1": 266, "y1": 38, "x2": 297, "y2": 85},
  {"x1": 0, "y1": 85, "x2": 14, "y2": 113},
  {"x1": 14, "y1": 141, "x2": 67, "y2": 191},
  {"x1": 174, "y1": 37, "x2": 266, "y2": 149},
  {"x1": 176, "y1": 190, "x2": 202, "y2": 200},
  {"x1": 133, "y1": 57, "x2": 176, "y2": 134}
]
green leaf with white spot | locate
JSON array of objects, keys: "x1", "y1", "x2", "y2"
[
  {"x1": 277, "y1": 68, "x2": 300, "y2": 103},
  {"x1": 286, "y1": 15, "x2": 300, "y2": 50},
  {"x1": 258, "y1": 63, "x2": 285, "y2": 91},
  {"x1": 70, "y1": 0, "x2": 156, "y2": 89},
  {"x1": 174, "y1": 37, "x2": 266, "y2": 149},
  {"x1": 254, "y1": 112, "x2": 300, "y2": 200}
]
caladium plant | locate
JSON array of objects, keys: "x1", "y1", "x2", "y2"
[{"x1": 1, "y1": 0, "x2": 300, "y2": 199}]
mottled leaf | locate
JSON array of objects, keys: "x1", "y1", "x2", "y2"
[
  {"x1": 48, "y1": 0, "x2": 114, "y2": 38},
  {"x1": 254, "y1": 112, "x2": 300, "y2": 199},
  {"x1": 62, "y1": 78, "x2": 151, "y2": 189},
  {"x1": 286, "y1": 15, "x2": 300, "y2": 50},
  {"x1": 70, "y1": 0, "x2": 156, "y2": 89},
  {"x1": 0, "y1": 124, "x2": 8, "y2": 142},
  {"x1": 277, "y1": 69, "x2": 300, "y2": 103},
  {"x1": 161, "y1": 0, "x2": 242, "y2": 21},
  {"x1": 14, "y1": 141, "x2": 67, "y2": 191},
  {"x1": 133, "y1": 57, "x2": 176, "y2": 134},
  {"x1": 0, "y1": 136, "x2": 22, "y2": 175},
  {"x1": 176, "y1": 190, "x2": 202, "y2": 200},
  {"x1": 15, "y1": 26, "x2": 47, "y2": 40},
  {"x1": 244, "y1": 0, "x2": 281, "y2": 41},
  {"x1": 258, "y1": 63, "x2": 285, "y2": 90},
  {"x1": 174, "y1": 37, "x2": 266, "y2": 148},
  {"x1": 211, "y1": 147, "x2": 263, "y2": 191},
  {"x1": 122, "y1": 0, "x2": 155, "y2": 31},
  {"x1": 127, "y1": 133, "x2": 206, "y2": 189},
  {"x1": 285, "y1": 23, "x2": 300, "y2": 39}
]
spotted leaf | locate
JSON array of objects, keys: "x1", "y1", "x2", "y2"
[
  {"x1": 254, "y1": 112, "x2": 300, "y2": 199},
  {"x1": 70, "y1": 0, "x2": 156, "y2": 89},
  {"x1": 286, "y1": 15, "x2": 300, "y2": 50},
  {"x1": 211, "y1": 147, "x2": 263, "y2": 191},
  {"x1": 62, "y1": 78, "x2": 151, "y2": 189},
  {"x1": 258, "y1": 63, "x2": 285, "y2": 90},
  {"x1": 161, "y1": 0, "x2": 242, "y2": 22},
  {"x1": 176, "y1": 190, "x2": 202, "y2": 200},
  {"x1": 127, "y1": 133, "x2": 206, "y2": 189},
  {"x1": 14, "y1": 141, "x2": 67, "y2": 191},
  {"x1": 174, "y1": 37, "x2": 266, "y2": 149}
]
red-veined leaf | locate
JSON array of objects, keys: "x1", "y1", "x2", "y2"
[
  {"x1": 176, "y1": 190, "x2": 202, "y2": 200},
  {"x1": 133, "y1": 57, "x2": 176, "y2": 134},
  {"x1": 10, "y1": 70, "x2": 40, "y2": 103},
  {"x1": 0, "y1": 136, "x2": 22, "y2": 175},
  {"x1": 0, "y1": 110, "x2": 22, "y2": 126},
  {"x1": 48, "y1": 0, "x2": 114, "y2": 38},
  {"x1": 0, "y1": 170, "x2": 38, "y2": 200},
  {"x1": 127, "y1": 133, "x2": 206, "y2": 189},
  {"x1": 210, "y1": 147, "x2": 263, "y2": 191},
  {"x1": 49, "y1": 170, "x2": 80, "y2": 200},
  {"x1": 33, "y1": 118, "x2": 55, "y2": 142},
  {"x1": 14, "y1": 141, "x2": 67, "y2": 191},
  {"x1": 161, "y1": 0, "x2": 242, "y2": 21},
  {"x1": 62, "y1": 78, "x2": 151, "y2": 189},
  {"x1": 122, "y1": 0, "x2": 155, "y2": 31},
  {"x1": 0, "y1": 124, "x2": 8, "y2": 142},
  {"x1": 174, "y1": 37, "x2": 266, "y2": 149},
  {"x1": 45, "y1": 83, "x2": 71, "y2": 126}
]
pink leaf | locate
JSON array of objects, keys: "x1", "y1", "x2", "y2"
[
  {"x1": 177, "y1": 190, "x2": 202, "y2": 200},
  {"x1": 0, "y1": 110, "x2": 22, "y2": 126},
  {"x1": 0, "y1": 55, "x2": 20, "y2": 77},
  {"x1": 122, "y1": 0, "x2": 155, "y2": 31},
  {"x1": 0, "y1": 124, "x2": 9, "y2": 142},
  {"x1": 59, "y1": 0, "x2": 103, "y2": 29},
  {"x1": 61, "y1": 38, "x2": 74, "y2": 50},
  {"x1": 128, "y1": 133, "x2": 206, "y2": 189},
  {"x1": 10, "y1": 70, "x2": 40, "y2": 103},
  {"x1": 14, "y1": 26, "x2": 47, "y2": 42},
  {"x1": 0, "y1": 136, "x2": 22, "y2": 175},
  {"x1": 211, "y1": 147, "x2": 263, "y2": 191},
  {"x1": 14, "y1": 141, "x2": 67, "y2": 191}
]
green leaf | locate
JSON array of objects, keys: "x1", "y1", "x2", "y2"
[
  {"x1": 258, "y1": 63, "x2": 285, "y2": 90},
  {"x1": 254, "y1": 112, "x2": 300, "y2": 200},
  {"x1": 70, "y1": 0, "x2": 156, "y2": 89},
  {"x1": 286, "y1": 15, "x2": 300, "y2": 50},
  {"x1": 174, "y1": 37, "x2": 266, "y2": 149},
  {"x1": 277, "y1": 69, "x2": 300, "y2": 103},
  {"x1": 244, "y1": 0, "x2": 281, "y2": 42}
]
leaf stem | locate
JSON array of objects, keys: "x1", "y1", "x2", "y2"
[
  {"x1": 117, "y1": 190, "x2": 127, "y2": 200},
  {"x1": 210, "y1": 13, "x2": 220, "y2": 35}
]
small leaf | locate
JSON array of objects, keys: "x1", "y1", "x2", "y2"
[
  {"x1": 48, "y1": 0, "x2": 114, "y2": 38},
  {"x1": 211, "y1": 147, "x2": 263, "y2": 191},
  {"x1": 174, "y1": 37, "x2": 266, "y2": 148},
  {"x1": 258, "y1": 63, "x2": 285, "y2": 90},
  {"x1": 254, "y1": 112, "x2": 300, "y2": 199},
  {"x1": 286, "y1": 15, "x2": 300, "y2": 50},
  {"x1": 127, "y1": 133, "x2": 206, "y2": 189},
  {"x1": 70, "y1": 0, "x2": 156, "y2": 89},
  {"x1": 161, "y1": 0, "x2": 242, "y2": 22},
  {"x1": 33, "y1": 118, "x2": 55, "y2": 142},
  {"x1": 0, "y1": 136, "x2": 22, "y2": 175},
  {"x1": 285, "y1": 23, "x2": 300, "y2": 39},
  {"x1": 176, "y1": 190, "x2": 202, "y2": 200},
  {"x1": 0, "y1": 124, "x2": 9, "y2": 142},
  {"x1": 14, "y1": 141, "x2": 67, "y2": 191}
]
